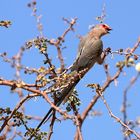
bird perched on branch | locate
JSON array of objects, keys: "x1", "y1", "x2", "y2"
[
  {"x1": 71, "y1": 24, "x2": 112, "y2": 71},
  {"x1": 29, "y1": 23, "x2": 112, "y2": 139}
]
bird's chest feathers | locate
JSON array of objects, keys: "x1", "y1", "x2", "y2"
[{"x1": 83, "y1": 37, "x2": 103, "y2": 57}]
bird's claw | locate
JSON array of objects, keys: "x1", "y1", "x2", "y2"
[{"x1": 104, "y1": 47, "x2": 112, "y2": 55}]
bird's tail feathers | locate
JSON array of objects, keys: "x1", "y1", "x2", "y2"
[{"x1": 35, "y1": 78, "x2": 80, "y2": 129}]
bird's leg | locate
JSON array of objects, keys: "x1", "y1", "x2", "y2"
[
  {"x1": 97, "y1": 47, "x2": 111, "y2": 65},
  {"x1": 96, "y1": 53, "x2": 105, "y2": 65}
]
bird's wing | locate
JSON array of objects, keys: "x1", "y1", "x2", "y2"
[
  {"x1": 71, "y1": 36, "x2": 88, "y2": 71},
  {"x1": 72, "y1": 37, "x2": 103, "y2": 71},
  {"x1": 75, "y1": 36, "x2": 88, "y2": 61},
  {"x1": 78, "y1": 38, "x2": 103, "y2": 69}
]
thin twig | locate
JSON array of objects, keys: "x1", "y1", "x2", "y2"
[
  {"x1": 97, "y1": 89, "x2": 140, "y2": 139},
  {"x1": 48, "y1": 18, "x2": 77, "y2": 72},
  {"x1": 122, "y1": 73, "x2": 140, "y2": 139},
  {"x1": 0, "y1": 93, "x2": 39, "y2": 133}
]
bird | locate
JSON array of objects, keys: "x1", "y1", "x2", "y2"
[
  {"x1": 28, "y1": 23, "x2": 112, "y2": 139},
  {"x1": 71, "y1": 24, "x2": 112, "y2": 71}
]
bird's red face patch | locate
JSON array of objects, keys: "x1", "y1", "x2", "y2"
[{"x1": 101, "y1": 24, "x2": 112, "y2": 32}]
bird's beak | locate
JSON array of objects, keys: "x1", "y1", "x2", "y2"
[{"x1": 107, "y1": 27, "x2": 112, "y2": 33}]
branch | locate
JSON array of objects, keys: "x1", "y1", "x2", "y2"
[
  {"x1": 122, "y1": 73, "x2": 140, "y2": 137},
  {"x1": 0, "y1": 78, "x2": 72, "y2": 134},
  {"x1": 0, "y1": 93, "x2": 39, "y2": 133},
  {"x1": 48, "y1": 18, "x2": 77, "y2": 72},
  {"x1": 97, "y1": 88, "x2": 140, "y2": 139}
]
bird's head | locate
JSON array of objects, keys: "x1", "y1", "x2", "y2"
[{"x1": 90, "y1": 23, "x2": 112, "y2": 38}]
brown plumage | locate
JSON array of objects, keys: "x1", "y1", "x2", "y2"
[{"x1": 71, "y1": 24, "x2": 112, "y2": 71}]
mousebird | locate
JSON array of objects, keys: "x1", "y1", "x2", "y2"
[{"x1": 29, "y1": 23, "x2": 112, "y2": 139}]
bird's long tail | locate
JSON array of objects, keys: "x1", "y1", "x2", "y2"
[{"x1": 38, "y1": 77, "x2": 81, "y2": 127}]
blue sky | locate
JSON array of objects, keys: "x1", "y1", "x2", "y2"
[{"x1": 0, "y1": 0, "x2": 140, "y2": 140}]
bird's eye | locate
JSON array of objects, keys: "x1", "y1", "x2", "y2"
[{"x1": 102, "y1": 24, "x2": 106, "y2": 28}]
